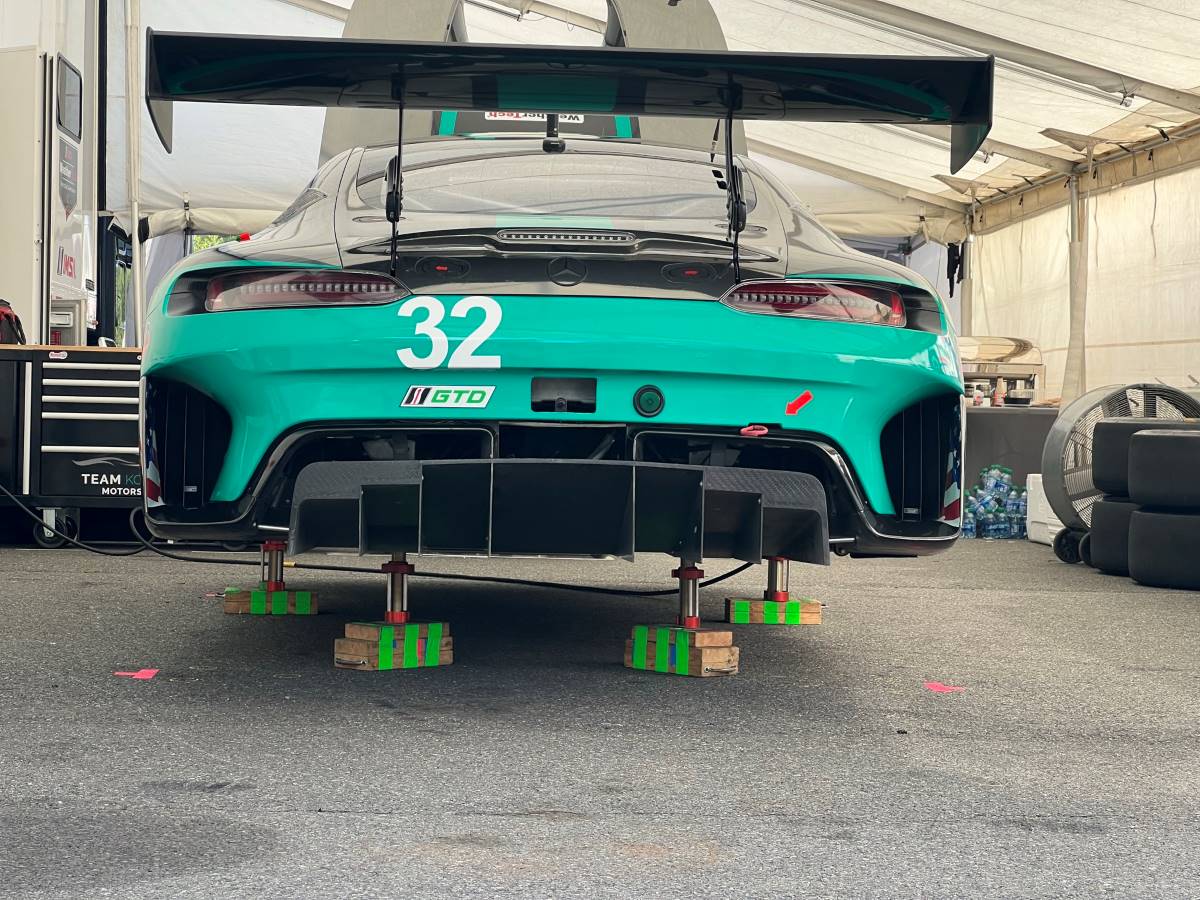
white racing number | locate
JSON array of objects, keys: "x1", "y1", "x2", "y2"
[{"x1": 396, "y1": 295, "x2": 502, "y2": 369}]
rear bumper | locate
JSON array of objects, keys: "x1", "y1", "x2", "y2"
[{"x1": 143, "y1": 420, "x2": 960, "y2": 558}]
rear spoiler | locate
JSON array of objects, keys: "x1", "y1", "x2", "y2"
[{"x1": 145, "y1": 30, "x2": 993, "y2": 172}]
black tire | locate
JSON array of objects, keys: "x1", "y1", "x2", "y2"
[
  {"x1": 1128, "y1": 508, "x2": 1200, "y2": 590},
  {"x1": 1089, "y1": 496, "x2": 1138, "y2": 576},
  {"x1": 1129, "y1": 430, "x2": 1200, "y2": 508},
  {"x1": 1079, "y1": 532, "x2": 1093, "y2": 568},
  {"x1": 1092, "y1": 419, "x2": 1200, "y2": 497},
  {"x1": 32, "y1": 515, "x2": 78, "y2": 549},
  {"x1": 1053, "y1": 527, "x2": 1084, "y2": 564}
]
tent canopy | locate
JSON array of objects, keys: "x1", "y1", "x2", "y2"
[{"x1": 111, "y1": 0, "x2": 1200, "y2": 241}]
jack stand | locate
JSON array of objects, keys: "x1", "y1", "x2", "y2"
[
  {"x1": 725, "y1": 557, "x2": 821, "y2": 625},
  {"x1": 674, "y1": 563, "x2": 703, "y2": 629},
  {"x1": 223, "y1": 540, "x2": 317, "y2": 615},
  {"x1": 623, "y1": 560, "x2": 740, "y2": 677},
  {"x1": 262, "y1": 540, "x2": 286, "y2": 593},
  {"x1": 333, "y1": 552, "x2": 453, "y2": 671},
  {"x1": 765, "y1": 556, "x2": 789, "y2": 603},
  {"x1": 382, "y1": 552, "x2": 413, "y2": 624}
]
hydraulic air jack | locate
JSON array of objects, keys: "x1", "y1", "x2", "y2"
[
  {"x1": 223, "y1": 539, "x2": 318, "y2": 615},
  {"x1": 333, "y1": 552, "x2": 453, "y2": 671},
  {"x1": 725, "y1": 556, "x2": 821, "y2": 625}
]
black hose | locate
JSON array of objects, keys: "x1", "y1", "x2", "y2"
[
  {"x1": 3, "y1": 487, "x2": 756, "y2": 597},
  {"x1": 126, "y1": 507, "x2": 259, "y2": 567},
  {"x1": 0, "y1": 481, "x2": 145, "y2": 556},
  {"x1": 290, "y1": 560, "x2": 754, "y2": 597}
]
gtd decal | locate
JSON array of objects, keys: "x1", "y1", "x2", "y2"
[
  {"x1": 396, "y1": 296, "x2": 502, "y2": 369},
  {"x1": 402, "y1": 385, "x2": 495, "y2": 409}
]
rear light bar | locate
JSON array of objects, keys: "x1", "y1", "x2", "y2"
[
  {"x1": 205, "y1": 269, "x2": 408, "y2": 312},
  {"x1": 721, "y1": 280, "x2": 906, "y2": 327}
]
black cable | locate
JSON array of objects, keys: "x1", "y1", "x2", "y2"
[
  {"x1": 126, "y1": 507, "x2": 259, "y2": 567},
  {"x1": 290, "y1": 560, "x2": 755, "y2": 597},
  {"x1": 4, "y1": 490, "x2": 755, "y2": 598},
  {"x1": 0, "y1": 481, "x2": 145, "y2": 556}
]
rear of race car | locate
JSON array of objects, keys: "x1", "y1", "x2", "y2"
[{"x1": 139, "y1": 33, "x2": 987, "y2": 565}]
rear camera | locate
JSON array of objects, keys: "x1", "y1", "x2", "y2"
[{"x1": 633, "y1": 385, "x2": 665, "y2": 418}]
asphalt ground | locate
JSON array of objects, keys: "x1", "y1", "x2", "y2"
[{"x1": 1, "y1": 540, "x2": 1199, "y2": 898}]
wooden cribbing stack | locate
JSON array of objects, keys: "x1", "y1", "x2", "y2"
[
  {"x1": 223, "y1": 540, "x2": 318, "y2": 615},
  {"x1": 624, "y1": 625, "x2": 739, "y2": 677},
  {"x1": 223, "y1": 587, "x2": 317, "y2": 616},
  {"x1": 725, "y1": 557, "x2": 821, "y2": 625},
  {"x1": 334, "y1": 621, "x2": 453, "y2": 671},
  {"x1": 725, "y1": 597, "x2": 821, "y2": 625}
]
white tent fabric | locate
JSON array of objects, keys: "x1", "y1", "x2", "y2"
[
  {"x1": 118, "y1": 0, "x2": 1200, "y2": 234},
  {"x1": 974, "y1": 165, "x2": 1200, "y2": 397}
]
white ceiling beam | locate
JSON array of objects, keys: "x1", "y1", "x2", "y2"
[
  {"x1": 801, "y1": 0, "x2": 1200, "y2": 117},
  {"x1": 482, "y1": 0, "x2": 606, "y2": 32},
  {"x1": 889, "y1": 124, "x2": 1076, "y2": 175},
  {"x1": 748, "y1": 138, "x2": 967, "y2": 213},
  {"x1": 275, "y1": 0, "x2": 349, "y2": 20}
]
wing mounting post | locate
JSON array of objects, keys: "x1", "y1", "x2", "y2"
[
  {"x1": 386, "y1": 79, "x2": 405, "y2": 278},
  {"x1": 723, "y1": 91, "x2": 747, "y2": 284},
  {"x1": 543, "y1": 113, "x2": 566, "y2": 153}
]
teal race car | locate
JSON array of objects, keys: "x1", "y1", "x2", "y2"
[{"x1": 140, "y1": 33, "x2": 991, "y2": 573}]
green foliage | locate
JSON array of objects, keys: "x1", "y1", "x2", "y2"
[{"x1": 190, "y1": 233, "x2": 236, "y2": 253}]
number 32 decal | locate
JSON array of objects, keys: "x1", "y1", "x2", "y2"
[{"x1": 396, "y1": 295, "x2": 502, "y2": 369}]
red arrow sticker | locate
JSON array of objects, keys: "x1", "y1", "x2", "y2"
[
  {"x1": 923, "y1": 681, "x2": 964, "y2": 693},
  {"x1": 114, "y1": 669, "x2": 159, "y2": 680},
  {"x1": 785, "y1": 390, "x2": 813, "y2": 416}
]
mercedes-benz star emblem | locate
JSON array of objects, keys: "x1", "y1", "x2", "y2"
[{"x1": 548, "y1": 257, "x2": 587, "y2": 287}]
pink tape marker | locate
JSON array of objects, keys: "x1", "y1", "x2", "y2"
[
  {"x1": 114, "y1": 669, "x2": 159, "y2": 680},
  {"x1": 923, "y1": 681, "x2": 964, "y2": 693}
]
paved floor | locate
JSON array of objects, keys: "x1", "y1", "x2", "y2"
[{"x1": 1, "y1": 540, "x2": 1199, "y2": 898}]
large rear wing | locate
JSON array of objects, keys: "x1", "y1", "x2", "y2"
[{"x1": 145, "y1": 30, "x2": 993, "y2": 172}]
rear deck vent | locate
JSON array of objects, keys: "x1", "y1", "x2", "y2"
[{"x1": 497, "y1": 230, "x2": 635, "y2": 245}]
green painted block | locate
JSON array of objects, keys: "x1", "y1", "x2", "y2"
[
  {"x1": 377, "y1": 625, "x2": 396, "y2": 670},
  {"x1": 731, "y1": 600, "x2": 751, "y2": 624},
  {"x1": 294, "y1": 591, "x2": 312, "y2": 615},
  {"x1": 654, "y1": 627, "x2": 671, "y2": 673},
  {"x1": 674, "y1": 630, "x2": 690, "y2": 676},
  {"x1": 249, "y1": 590, "x2": 267, "y2": 615},
  {"x1": 402, "y1": 624, "x2": 421, "y2": 669},
  {"x1": 425, "y1": 622, "x2": 443, "y2": 667},
  {"x1": 269, "y1": 591, "x2": 288, "y2": 615},
  {"x1": 631, "y1": 625, "x2": 649, "y2": 669}
]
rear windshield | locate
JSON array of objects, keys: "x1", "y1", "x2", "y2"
[{"x1": 354, "y1": 146, "x2": 755, "y2": 223}]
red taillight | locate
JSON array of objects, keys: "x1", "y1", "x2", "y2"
[
  {"x1": 721, "y1": 280, "x2": 907, "y2": 327},
  {"x1": 205, "y1": 270, "x2": 408, "y2": 312}
]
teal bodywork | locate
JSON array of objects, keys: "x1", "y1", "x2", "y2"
[{"x1": 143, "y1": 261, "x2": 961, "y2": 516}]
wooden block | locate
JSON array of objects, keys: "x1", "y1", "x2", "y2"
[
  {"x1": 345, "y1": 621, "x2": 451, "y2": 641},
  {"x1": 629, "y1": 624, "x2": 732, "y2": 648},
  {"x1": 223, "y1": 588, "x2": 317, "y2": 615},
  {"x1": 333, "y1": 622, "x2": 453, "y2": 670},
  {"x1": 725, "y1": 598, "x2": 821, "y2": 625},
  {"x1": 623, "y1": 638, "x2": 739, "y2": 677},
  {"x1": 334, "y1": 636, "x2": 454, "y2": 671}
]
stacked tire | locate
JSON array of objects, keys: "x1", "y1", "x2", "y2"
[
  {"x1": 1090, "y1": 419, "x2": 1200, "y2": 581},
  {"x1": 1128, "y1": 430, "x2": 1200, "y2": 590}
]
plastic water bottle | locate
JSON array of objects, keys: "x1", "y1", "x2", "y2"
[{"x1": 962, "y1": 510, "x2": 976, "y2": 539}]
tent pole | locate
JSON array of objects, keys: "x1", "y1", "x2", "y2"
[
  {"x1": 1061, "y1": 176, "x2": 1088, "y2": 404},
  {"x1": 124, "y1": 0, "x2": 144, "y2": 346}
]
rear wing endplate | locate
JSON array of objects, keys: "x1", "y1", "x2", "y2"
[{"x1": 145, "y1": 30, "x2": 993, "y2": 172}]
